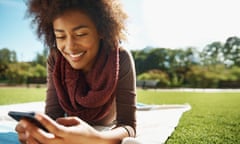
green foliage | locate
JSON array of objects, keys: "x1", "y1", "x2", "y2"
[
  {"x1": 170, "y1": 73, "x2": 184, "y2": 88},
  {"x1": 5, "y1": 62, "x2": 32, "y2": 84},
  {"x1": 33, "y1": 48, "x2": 48, "y2": 66},
  {"x1": 132, "y1": 48, "x2": 173, "y2": 75},
  {"x1": 131, "y1": 36, "x2": 240, "y2": 88},
  {"x1": 185, "y1": 65, "x2": 240, "y2": 88},
  {"x1": 131, "y1": 47, "x2": 199, "y2": 75},
  {"x1": 0, "y1": 48, "x2": 17, "y2": 63},
  {"x1": 185, "y1": 66, "x2": 220, "y2": 88},
  {"x1": 228, "y1": 66, "x2": 240, "y2": 80},
  {"x1": 223, "y1": 36, "x2": 240, "y2": 66},
  {"x1": 0, "y1": 47, "x2": 47, "y2": 84},
  {"x1": 4, "y1": 62, "x2": 46, "y2": 84},
  {"x1": 200, "y1": 36, "x2": 240, "y2": 67},
  {"x1": 29, "y1": 64, "x2": 47, "y2": 78},
  {"x1": 2, "y1": 35, "x2": 240, "y2": 88},
  {"x1": 201, "y1": 41, "x2": 224, "y2": 66},
  {"x1": 137, "y1": 69, "x2": 170, "y2": 87},
  {"x1": 0, "y1": 48, "x2": 17, "y2": 80}
]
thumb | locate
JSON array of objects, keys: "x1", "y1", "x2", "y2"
[{"x1": 56, "y1": 117, "x2": 81, "y2": 127}]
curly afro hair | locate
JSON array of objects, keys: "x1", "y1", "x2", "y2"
[{"x1": 26, "y1": 0, "x2": 128, "y2": 52}]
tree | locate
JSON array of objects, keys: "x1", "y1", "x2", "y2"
[
  {"x1": 145, "y1": 48, "x2": 169, "y2": 71},
  {"x1": 5, "y1": 62, "x2": 31, "y2": 84},
  {"x1": 131, "y1": 49, "x2": 148, "y2": 75},
  {"x1": 132, "y1": 47, "x2": 175, "y2": 75},
  {"x1": 223, "y1": 36, "x2": 240, "y2": 66},
  {"x1": 33, "y1": 47, "x2": 48, "y2": 66},
  {"x1": 0, "y1": 48, "x2": 17, "y2": 63},
  {"x1": 200, "y1": 41, "x2": 224, "y2": 66},
  {"x1": 183, "y1": 47, "x2": 200, "y2": 67},
  {"x1": 0, "y1": 48, "x2": 17, "y2": 80},
  {"x1": 137, "y1": 69, "x2": 170, "y2": 87}
]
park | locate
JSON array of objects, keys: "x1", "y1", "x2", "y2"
[
  {"x1": 1, "y1": 35, "x2": 240, "y2": 143},
  {"x1": 0, "y1": 86, "x2": 240, "y2": 143}
]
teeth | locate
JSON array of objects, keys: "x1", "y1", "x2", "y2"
[{"x1": 69, "y1": 52, "x2": 85, "y2": 58}]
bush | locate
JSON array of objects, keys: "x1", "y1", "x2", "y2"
[
  {"x1": 29, "y1": 64, "x2": 47, "y2": 78},
  {"x1": 170, "y1": 73, "x2": 184, "y2": 88},
  {"x1": 5, "y1": 63, "x2": 47, "y2": 85},
  {"x1": 185, "y1": 65, "x2": 230, "y2": 88},
  {"x1": 5, "y1": 62, "x2": 31, "y2": 84},
  {"x1": 218, "y1": 66, "x2": 240, "y2": 88},
  {"x1": 137, "y1": 69, "x2": 170, "y2": 87}
]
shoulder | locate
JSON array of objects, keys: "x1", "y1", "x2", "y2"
[
  {"x1": 119, "y1": 47, "x2": 134, "y2": 66},
  {"x1": 118, "y1": 47, "x2": 135, "y2": 77}
]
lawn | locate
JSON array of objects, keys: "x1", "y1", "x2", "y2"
[
  {"x1": 137, "y1": 89, "x2": 240, "y2": 144},
  {"x1": 0, "y1": 87, "x2": 239, "y2": 143},
  {"x1": 0, "y1": 87, "x2": 46, "y2": 105}
]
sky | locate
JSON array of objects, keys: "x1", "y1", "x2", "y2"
[{"x1": 1, "y1": 0, "x2": 240, "y2": 61}]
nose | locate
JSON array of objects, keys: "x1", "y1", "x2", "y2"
[{"x1": 65, "y1": 35, "x2": 76, "y2": 52}]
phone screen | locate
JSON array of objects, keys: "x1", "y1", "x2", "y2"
[{"x1": 8, "y1": 111, "x2": 48, "y2": 132}]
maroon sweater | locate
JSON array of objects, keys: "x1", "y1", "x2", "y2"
[{"x1": 45, "y1": 48, "x2": 136, "y2": 131}]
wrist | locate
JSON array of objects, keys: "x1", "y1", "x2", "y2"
[{"x1": 96, "y1": 131, "x2": 120, "y2": 144}]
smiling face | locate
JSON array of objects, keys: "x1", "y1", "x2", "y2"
[{"x1": 53, "y1": 10, "x2": 101, "y2": 72}]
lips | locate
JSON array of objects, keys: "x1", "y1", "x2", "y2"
[
  {"x1": 69, "y1": 52, "x2": 85, "y2": 58},
  {"x1": 67, "y1": 51, "x2": 86, "y2": 61}
]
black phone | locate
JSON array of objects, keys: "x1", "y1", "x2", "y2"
[{"x1": 8, "y1": 111, "x2": 48, "y2": 132}]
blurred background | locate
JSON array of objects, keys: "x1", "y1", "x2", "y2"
[{"x1": 1, "y1": 0, "x2": 240, "y2": 88}]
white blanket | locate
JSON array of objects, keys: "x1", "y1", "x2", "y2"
[{"x1": 0, "y1": 102, "x2": 191, "y2": 144}]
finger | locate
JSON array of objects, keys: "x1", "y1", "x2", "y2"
[
  {"x1": 56, "y1": 117, "x2": 81, "y2": 126},
  {"x1": 22, "y1": 119, "x2": 55, "y2": 144},
  {"x1": 15, "y1": 121, "x2": 26, "y2": 133},
  {"x1": 18, "y1": 132, "x2": 28, "y2": 142},
  {"x1": 20, "y1": 120, "x2": 40, "y2": 143},
  {"x1": 28, "y1": 128, "x2": 62, "y2": 144},
  {"x1": 15, "y1": 121, "x2": 28, "y2": 142},
  {"x1": 27, "y1": 136, "x2": 40, "y2": 144},
  {"x1": 35, "y1": 113, "x2": 67, "y2": 137}
]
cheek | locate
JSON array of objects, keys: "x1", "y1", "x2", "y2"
[
  {"x1": 80, "y1": 37, "x2": 96, "y2": 48},
  {"x1": 78, "y1": 37, "x2": 100, "y2": 51},
  {"x1": 55, "y1": 41, "x2": 64, "y2": 51},
  {"x1": 55, "y1": 35, "x2": 100, "y2": 52}
]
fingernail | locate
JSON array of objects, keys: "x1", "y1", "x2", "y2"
[
  {"x1": 35, "y1": 113, "x2": 42, "y2": 121},
  {"x1": 25, "y1": 131, "x2": 30, "y2": 138},
  {"x1": 21, "y1": 121, "x2": 27, "y2": 128}
]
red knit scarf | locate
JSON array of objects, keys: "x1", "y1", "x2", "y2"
[{"x1": 52, "y1": 47, "x2": 119, "y2": 123}]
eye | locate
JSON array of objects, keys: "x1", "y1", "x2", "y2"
[
  {"x1": 76, "y1": 33, "x2": 88, "y2": 37},
  {"x1": 55, "y1": 35, "x2": 66, "y2": 40}
]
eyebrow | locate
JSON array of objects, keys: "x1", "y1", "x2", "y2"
[{"x1": 54, "y1": 25, "x2": 89, "y2": 32}]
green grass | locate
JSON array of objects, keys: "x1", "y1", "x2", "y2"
[
  {"x1": 0, "y1": 87, "x2": 239, "y2": 143},
  {"x1": 137, "y1": 89, "x2": 240, "y2": 144},
  {"x1": 0, "y1": 87, "x2": 46, "y2": 105}
]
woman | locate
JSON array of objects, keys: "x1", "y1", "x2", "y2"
[{"x1": 15, "y1": 0, "x2": 136, "y2": 144}]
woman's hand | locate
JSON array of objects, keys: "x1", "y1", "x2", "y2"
[
  {"x1": 15, "y1": 121, "x2": 27, "y2": 144},
  {"x1": 18, "y1": 113, "x2": 105, "y2": 144}
]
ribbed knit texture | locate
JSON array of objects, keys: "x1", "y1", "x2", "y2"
[{"x1": 52, "y1": 47, "x2": 119, "y2": 123}]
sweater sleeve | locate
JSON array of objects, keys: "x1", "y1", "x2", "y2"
[
  {"x1": 115, "y1": 48, "x2": 137, "y2": 132},
  {"x1": 45, "y1": 52, "x2": 65, "y2": 120}
]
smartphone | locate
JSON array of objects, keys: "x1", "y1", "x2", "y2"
[{"x1": 8, "y1": 111, "x2": 48, "y2": 132}]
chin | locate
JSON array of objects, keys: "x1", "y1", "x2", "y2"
[
  {"x1": 65, "y1": 59, "x2": 82, "y2": 70},
  {"x1": 70, "y1": 64, "x2": 82, "y2": 70}
]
